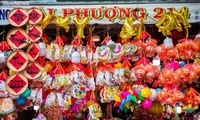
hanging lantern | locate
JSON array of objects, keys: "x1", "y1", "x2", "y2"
[
  {"x1": 142, "y1": 99, "x2": 152, "y2": 109},
  {"x1": 152, "y1": 55, "x2": 160, "y2": 66},
  {"x1": 163, "y1": 37, "x2": 173, "y2": 49},
  {"x1": 38, "y1": 42, "x2": 46, "y2": 56},
  {"x1": 92, "y1": 35, "x2": 100, "y2": 42},
  {"x1": 176, "y1": 104, "x2": 182, "y2": 114},
  {"x1": 0, "y1": 51, "x2": 6, "y2": 63},
  {"x1": 71, "y1": 49, "x2": 80, "y2": 63},
  {"x1": 106, "y1": 39, "x2": 116, "y2": 49},
  {"x1": 148, "y1": 101, "x2": 164, "y2": 116},
  {"x1": 33, "y1": 105, "x2": 40, "y2": 111}
]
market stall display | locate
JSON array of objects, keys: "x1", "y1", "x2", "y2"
[{"x1": 0, "y1": 5, "x2": 200, "y2": 120}]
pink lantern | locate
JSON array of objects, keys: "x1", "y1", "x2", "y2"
[{"x1": 142, "y1": 99, "x2": 152, "y2": 109}]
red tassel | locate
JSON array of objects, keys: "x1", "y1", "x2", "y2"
[
  {"x1": 114, "y1": 102, "x2": 121, "y2": 107},
  {"x1": 123, "y1": 59, "x2": 131, "y2": 69},
  {"x1": 36, "y1": 57, "x2": 46, "y2": 67},
  {"x1": 71, "y1": 36, "x2": 83, "y2": 46},
  {"x1": 41, "y1": 33, "x2": 49, "y2": 44},
  {"x1": 60, "y1": 35, "x2": 68, "y2": 43},
  {"x1": 153, "y1": 80, "x2": 159, "y2": 88},
  {"x1": 54, "y1": 62, "x2": 65, "y2": 75},
  {"x1": 0, "y1": 70, "x2": 8, "y2": 81},
  {"x1": 54, "y1": 36, "x2": 65, "y2": 47},
  {"x1": 0, "y1": 41, "x2": 10, "y2": 51},
  {"x1": 141, "y1": 30, "x2": 151, "y2": 41}
]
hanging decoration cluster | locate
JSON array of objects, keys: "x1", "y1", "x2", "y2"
[{"x1": 0, "y1": 6, "x2": 200, "y2": 120}]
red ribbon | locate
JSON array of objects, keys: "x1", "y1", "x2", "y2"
[
  {"x1": 86, "y1": 35, "x2": 96, "y2": 48},
  {"x1": 123, "y1": 59, "x2": 131, "y2": 69},
  {"x1": 101, "y1": 36, "x2": 110, "y2": 45}
]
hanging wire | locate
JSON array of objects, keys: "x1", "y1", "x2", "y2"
[
  {"x1": 134, "y1": 8, "x2": 158, "y2": 22},
  {"x1": 0, "y1": 26, "x2": 5, "y2": 41},
  {"x1": 3, "y1": 26, "x2": 5, "y2": 40},
  {"x1": 107, "y1": 27, "x2": 110, "y2": 36},
  {"x1": 0, "y1": 26, "x2": 5, "y2": 36},
  {"x1": 147, "y1": 15, "x2": 158, "y2": 22},
  {"x1": 91, "y1": 18, "x2": 124, "y2": 36}
]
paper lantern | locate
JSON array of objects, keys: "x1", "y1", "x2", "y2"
[
  {"x1": 141, "y1": 87, "x2": 151, "y2": 99},
  {"x1": 179, "y1": 61, "x2": 186, "y2": 67},
  {"x1": 153, "y1": 55, "x2": 160, "y2": 66},
  {"x1": 142, "y1": 99, "x2": 152, "y2": 109},
  {"x1": 149, "y1": 89, "x2": 157, "y2": 101},
  {"x1": 20, "y1": 88, "x2": 31, "y2": 98},
  {"x1": 0, "y1": 52, "x2": 6, "y2": 63},
  {"x1": 71, "y1": 84, "x2": 86, "y2": 99},
  {"x1": 148, "y1": 101, "x2": 163, "y2": 116},
  {"x1": 1, "y1": 98, "x2": 14, "y2": 114},
  {"x1": 16, "y1": 96, "x2": 26, "y2": 105},
  {"x1": 71, "y1": 51, "x2": 80, "y2": 63},
  {"x1": 88, "y1": 103, "x2": 102, "y2": 119},
  {"x1": 163, "y1": 37, "x2": 173, "y2": 49},
  {"x1": 38, "y1": 42, "x2": 47, "y2": 56}
]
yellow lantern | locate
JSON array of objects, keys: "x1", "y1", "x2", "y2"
[{"x1": 148, "y1": 101, "x2": 164, "y2": 116}]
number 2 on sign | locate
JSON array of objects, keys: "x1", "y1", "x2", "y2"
[{"x1": 153, "y1": 7, "x2": 174, "y2": 18}]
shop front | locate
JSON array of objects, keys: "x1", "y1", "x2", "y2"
[{"x1": 0, "y1": 1, "x2": 200, "y2": 120}]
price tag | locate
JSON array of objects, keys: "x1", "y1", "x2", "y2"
[{"x1": 6, "y1": 73, "x2": 28, "y2": 95}]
